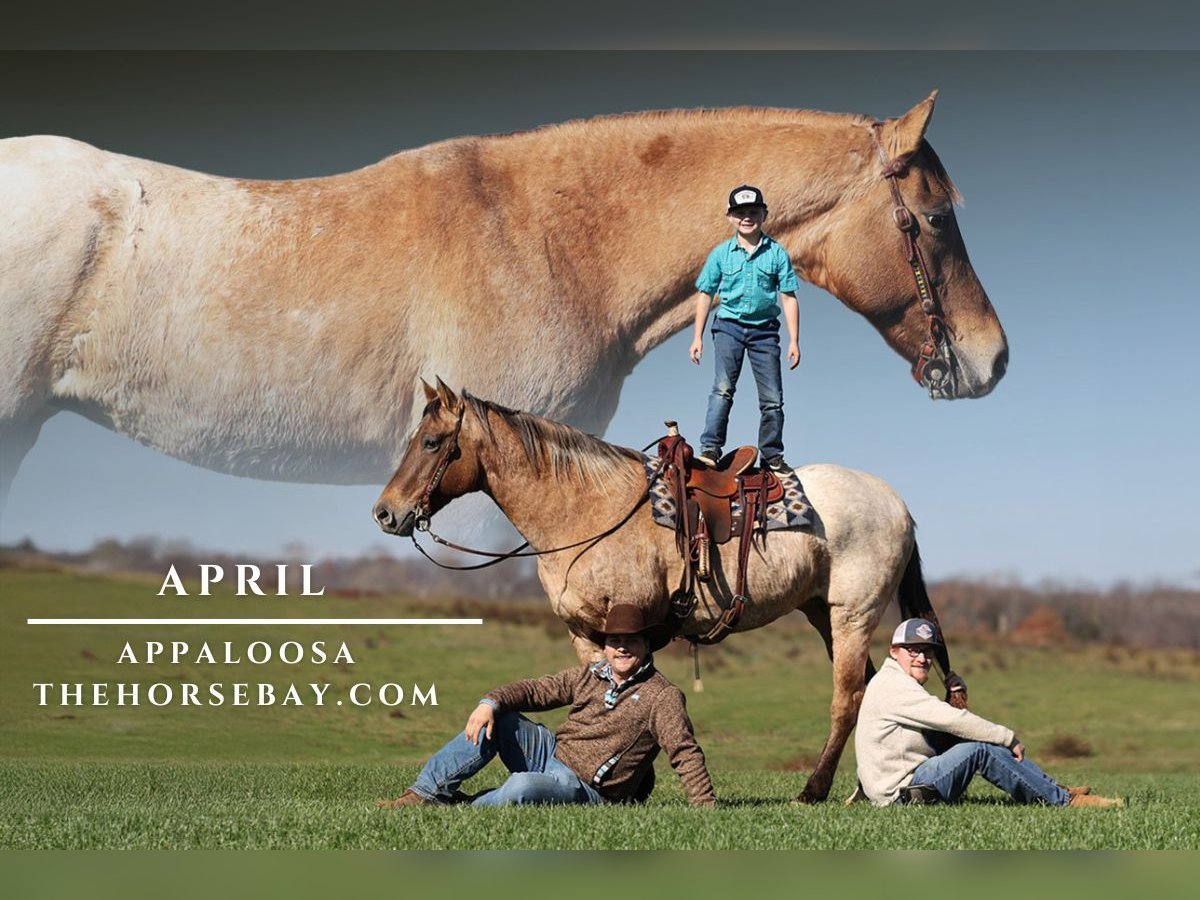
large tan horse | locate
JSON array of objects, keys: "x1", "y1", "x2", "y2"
[
  {"x1": 373, "y1": 380, "x2": 966, "y2": 803},
  {"x1": 0, "y1": 92, "x2": 1006, "y2": 507}
]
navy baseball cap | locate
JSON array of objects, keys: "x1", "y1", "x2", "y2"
[
  {"x1": 891, "y1": 618, "x2": 943, "y2": 646},
  {"x1": 727, "y1": 184, "x2": 767, "y2": 212}
]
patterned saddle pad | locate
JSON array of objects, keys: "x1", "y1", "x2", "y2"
[{"x1": 641, "y1": 454, "x2": 813, "y2": 535}]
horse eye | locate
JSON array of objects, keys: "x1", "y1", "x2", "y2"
[
  {"x1": 926, "y1": 213, "x2": 947, "y2": 230},
  {"x1": 422, "y1": 435, "x2": 443, "y2": 452}
]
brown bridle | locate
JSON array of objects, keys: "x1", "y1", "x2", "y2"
[
  {"x1": 413, "y1": 402, "x2": 466, "y2": 531},
  {"x1": 406, "y1": 399, "x2": 669, "y2": 570},
  {"x1": 870, "y1": 122, "x2": 958, "y2": 401}
]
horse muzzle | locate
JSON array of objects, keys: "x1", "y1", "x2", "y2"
[
  {"x1": 373, "y1": 502, "x2": 418, "y2": 537},
  {"x1": 923, "y1": 335, "x2": 1008, "y2": 400}
]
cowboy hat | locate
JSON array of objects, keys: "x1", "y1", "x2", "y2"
[{"x1": 589, "y1": 604, "x2": 672, "y2": 651}]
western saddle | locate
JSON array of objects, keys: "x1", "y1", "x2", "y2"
[{"x1": 657, "y1": 422, "x2": 785, "y2": 645}]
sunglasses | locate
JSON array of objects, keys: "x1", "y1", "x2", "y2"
[{"x1": 899, "y1": 646, "x2": 937, "y2": 660}]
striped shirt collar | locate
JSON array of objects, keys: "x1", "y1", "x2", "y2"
[{"x1": 591, "y1": 656, "x2": 655, "y2": 709}]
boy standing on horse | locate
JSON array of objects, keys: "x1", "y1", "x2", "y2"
[
  {"x1": 855, "y1": 618, "x2": 1124, "y2": 808},
  {"x1": 690, "y1": 185, "x2": 801, "y2": 472},
  {"x1": 378, "y1": 605, "x2": 716, "y2": 808}
]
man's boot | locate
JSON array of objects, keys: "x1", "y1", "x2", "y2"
[
  {"x1": 376, "y1": 789, "x2": 434, "y2": 809},
  {"x1": 1068, "y1": 793, "x2": 1125, "y2": 808},
  {"x1": 897, "y1": 783, "x2": 940, "y2": 805}
]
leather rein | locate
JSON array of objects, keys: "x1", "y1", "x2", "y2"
[
  {"x1": 870, "y1": 122, "x2": 958, "y2": 401},
  {"x1": 409, "y1": 408, "x2": 669, "y2": 571}
]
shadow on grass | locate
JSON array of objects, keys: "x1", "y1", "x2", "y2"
[
  {"x1": 714, "y1": 796, "x2": 1083, "y2": 809},
  {"x1": 698, "y1": 798, "x2": 794, "y2": 807}
]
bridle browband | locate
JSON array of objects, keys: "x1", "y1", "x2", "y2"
[{"x1": 870, "y1": 122, "x2": 958, "y2": 401}]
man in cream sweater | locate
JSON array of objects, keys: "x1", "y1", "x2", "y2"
[{"x1": 855, "y1": 618, "x2": 1122, "y2": 808}]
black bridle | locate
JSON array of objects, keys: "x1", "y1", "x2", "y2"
[{"x1": 870, "y1": 122, "x2": 958, "y2": 401}]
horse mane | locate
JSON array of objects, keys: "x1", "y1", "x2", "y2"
[
  {"x1": 461, "y1": 392, "x2": 642, "y2": 491},
  {"x1": 388, "y1": 107, "x2": 962, "y2": 208},
  {"x1": 537, "y1": 106, "x2": 863, "y2": 138},
  {"x1": 510, "y1": 110, "x2": 965, "y2": 207},
  {"x1": 386, "y1": 106, "x2": 869, "y2": 159}
]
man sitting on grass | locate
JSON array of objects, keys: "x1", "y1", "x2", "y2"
[
  {"x1": 378, "y1": 605, "x2": 716, "y2": 808},
  {"x1": 855, "y1": 618, "x2": 1124, "y2": 808}
]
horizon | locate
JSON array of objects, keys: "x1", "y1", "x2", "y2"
[{"x1": 3, "y1": 534, "x2": 1195, "y2": 595}]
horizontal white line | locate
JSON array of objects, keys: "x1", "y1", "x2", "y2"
[{"x1": 26, "y1": 618, "x2": 484, "y2": 626}]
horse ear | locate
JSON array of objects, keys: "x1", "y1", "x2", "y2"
[
  {"x1": 883, "y1": 90, "x2": 937, "y2": 163},
  {"x1": 421, "y1": 379, "x2": 437, "y2": 404},
  {"x1": 434, "y1": 376, "x2": 461, "y2": 411}
]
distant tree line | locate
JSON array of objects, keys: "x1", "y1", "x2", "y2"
[
  {"x1": 928, "y1": 577, "x2": 1200, "y2": 649},
  {"x1": 3, "y1": 537, "x2": 1197, "y2": 648}
]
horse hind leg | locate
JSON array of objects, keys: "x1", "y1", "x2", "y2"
[{"x1": 794, "y1": 598, "x2": 883, "y2": 804}]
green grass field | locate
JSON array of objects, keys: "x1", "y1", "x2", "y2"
[{"x1": 2, "y1": 566, "x2": 1198, "y2": 849}]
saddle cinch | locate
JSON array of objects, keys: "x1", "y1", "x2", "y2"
[{"x1": 656, "y1": 422, "x2": 785, "y2": 645}]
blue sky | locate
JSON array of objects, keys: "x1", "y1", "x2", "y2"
[{"x1": 2, "y1": 52, "x2": 1197, "y2": 586}]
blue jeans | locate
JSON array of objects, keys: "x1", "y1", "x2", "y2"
[
  {"x1": 909, "y1": 741, "x2": 1069, "y2": 806},
  {"x1": 410, "y1": 712, "x2": 604, "y2": 807},
  {"x1": 700, "y1": 317, "x2": 785, "y2": 461}
]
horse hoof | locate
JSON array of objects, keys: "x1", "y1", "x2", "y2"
[{"x1": 791, "y1": 790, "x2": 825, "y2": 806}]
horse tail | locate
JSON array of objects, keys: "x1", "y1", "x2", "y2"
[{"x1": 898, "y1": 541, "x2": 969, "y2": 709}]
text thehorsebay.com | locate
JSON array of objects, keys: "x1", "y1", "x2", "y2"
[{"x1": 31, "y1": 564, "x2": 439, "y2": 709}]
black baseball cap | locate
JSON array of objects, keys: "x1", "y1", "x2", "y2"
[{"x1": 727, "y1": 184, "x2": 767, "y2": 212}]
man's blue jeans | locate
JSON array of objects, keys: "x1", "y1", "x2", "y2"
[
  {"x1": 909, "y1": 741, "x2": 1069, "y2": 806},
  {"x1": 700, "y1": 317, "x2": 785, "y2": 461},
  {"x1": 410, "y1": 712, "x2": 604, "y2": 807}
]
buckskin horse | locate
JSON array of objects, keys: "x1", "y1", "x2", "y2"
[
  {"x1": 0, "y1": 92, "x2": 1005, "y2": 508},
  {"x1": 373, "y1": 380, "x2": 968, "y2": 804}
]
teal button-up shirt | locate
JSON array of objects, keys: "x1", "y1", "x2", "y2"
[{"x1": 695, "y1": 235, "x2": 800, "y2": 326}]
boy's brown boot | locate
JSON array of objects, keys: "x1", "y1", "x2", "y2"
[{"x1": 1068, "y1": 793, "x2": 1124, "y2": 808}]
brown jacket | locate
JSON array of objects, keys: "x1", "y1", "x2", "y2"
[{"x1": 486, "y1": 663, "x2": 716, "y2": 806}]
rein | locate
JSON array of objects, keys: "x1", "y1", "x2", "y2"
[
  {"x1": 409, "y1": 432, "x2": 670, "y2": 571},
  {"x1": 870, "y1": 122, "x2": 958, "y2": 401}
]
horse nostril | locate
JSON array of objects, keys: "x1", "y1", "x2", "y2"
[
  {"x1": 374, "y1": 504, "x2": 393, "y2": 526},
  {"x1": 992, "y1": 345, "x2": 1009, "y2": 381}
]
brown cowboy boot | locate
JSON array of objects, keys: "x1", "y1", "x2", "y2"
[
  {"x1": 1063, "y1": 784, "x2": 1092, "y2": 798},
  {"x1": 1068, "y1": 793, "x2": 1125, "y2": 808},
  {"x1": 376, "y1": 789, "x2": 433, "y2": 809}
]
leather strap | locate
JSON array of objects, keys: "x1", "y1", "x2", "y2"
[
  {"x1": 411, "y1": 433, "x2": 670, "y2": 570},
  {"x1": 691, "y1": 472, "x2": 779, "y2": 645},
  {"x1": 869, "y1": 123, "x2": 958, "y2": 400}
]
